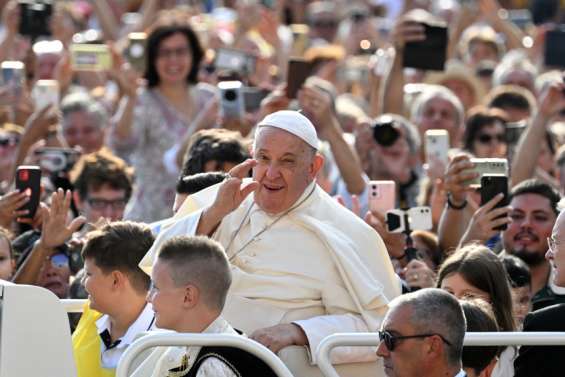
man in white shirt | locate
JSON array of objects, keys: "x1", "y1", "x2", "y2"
[{"x1": 144, "y1": 110, "x2": 401, "y2": 373}]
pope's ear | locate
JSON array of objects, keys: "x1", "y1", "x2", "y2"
[{"x1": 310, "y1": 153, "x2": 325, "y2": 177}]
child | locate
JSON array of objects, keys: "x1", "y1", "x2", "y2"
[
  {"x1": 72, "y1": 221, "x2": 156, "y2": 377},
  {"x1": 133, "y1": 235, "x2": 276, "y2": 377}
]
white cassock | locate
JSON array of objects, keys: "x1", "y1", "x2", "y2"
[{"x1": 141, "y1": 180, "x2": 401, "y2": 370}]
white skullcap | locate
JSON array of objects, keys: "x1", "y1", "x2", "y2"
[{"x1": 257, "y1": 110, "x2": 319, "y2": 150}]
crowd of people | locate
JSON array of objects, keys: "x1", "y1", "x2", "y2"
[{"x1": 1, "y1": 0, "x2": 565, "y2": 376}]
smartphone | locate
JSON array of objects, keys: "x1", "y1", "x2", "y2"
[
  {"x1": 465, "y1": 158, "x2": 508, "y2": 187},
  {"x1": 18, "y1": 0, "x2": 52, "y2": 40},
  {"x1": 243, "y1": 87, "x2": 270, "y2": 112},
  {"x1": 215, "y1": 48, "x2": 256, "y2": 76},
  {"x1": 403, "y1": 22, "x2": 448, "y2": 71},
  {"x1": 125, "y1": 32, "x2": 147, "y2": 73},
  {"x1": 544, "y1": 27, "x2": 565, "y2": 69},
  {"x1": 481, "y1": 174, "x2": 509, "y2": 231},
  {"x1": 386, "y1": 207, "x2": 432, "y2": 233},
  {"x1": 369, "y1": 180, "x2": 396, "y2": 215},
  {"x1": 1, "y1": 61, "x2": 25, "y2": 98},
  {"x1": 286, "y1": 58, "x2": 313, "y2": 99},
  {"x1": 425, "y1": 129, "x2": 449, "y2": 168},
  {"x1": 31, "y1": 80, "x2": 59, "y2": 110},
  {"x1": 218, "y1": 81, "x2": 245, "y2": 119},
  {"x1": 15, "y1": 165, "x2": 41, "y2": 219},
  {"x1": 70, "y1": 44, "x2": 112, "y2": 71}
]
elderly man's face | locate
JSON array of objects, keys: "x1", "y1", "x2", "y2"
[
  {"x1": 546, "y1": 210, "x2": 565, "y2": 287},
  {"x1": 252, "y1": 127, "x2": 323, "y2": 214},
  {"x1": 63, "y1": 110, "x2": 105, "y2": 153},
  {"x1": 377, "y1": 304, "x2": 430, "y2": 377},
  {"x1": 417, "y1": 97, "x2": 460, "y2": 146}
]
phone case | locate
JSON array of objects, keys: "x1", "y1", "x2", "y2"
[
  {"x1": 15, "y1": 166, "x2": 41, "y2": 219},
  {"x1": 480, "y1": 175, "x2": 509, "y2": 231},
  {"x1": 286, "y1": 58, "x2": 313, "y2": 99},
  {"x1": 466, "y1": 158, "x2": 508, "y2": 187},
  {"x1": 425, "y1": 130, "x2": 449, "y2": 166},
  {"x1": 368, "y1": 181, "x2": 396, "y2": 215}
]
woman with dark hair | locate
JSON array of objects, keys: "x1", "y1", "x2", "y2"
[
  {"x1": 437, "y1": 244, "x2": 516, "y2": 377},
  {"x1": 111, "y1": 11, "x2": 217, "y2": 222},
  {"x1": 462, "y1": 106, "x2": 508, "y2": 159}
]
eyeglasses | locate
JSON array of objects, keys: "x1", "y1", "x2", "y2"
[
  {"x1": 157, "y1": 46, "x2": 190, "y2": 59},
  {"x1": 50, "y1": 253, "x2": 69, "y2": 269},
  {"x1": 0, "y1": 136, "x2": 19, "y2": 147},
  {"x1": 378, "y1": 330, "x2": 452, "y2": 351},
  {"x1": 476, "y1": 133, "x2": 506, "y2": 144},
  {"x1": 547, "y1": 237, "x2": 562, "y2": 252},
  {"x1": 86, "y1": 198, "x2": 127, "y2": 211},
  {"x1": 311, "y1": 20, "x2": 338, "y2": 29}
]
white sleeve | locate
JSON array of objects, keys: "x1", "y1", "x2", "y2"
[
  {"x1": 195, "y1": 358, "x2": 238, "y2": 377},
  {"x1": 162, "y1": 143, "x2": 181, "y2": 176},
  {"x1": 293, "y1": 313, "x2": 377, "y2": 365}
]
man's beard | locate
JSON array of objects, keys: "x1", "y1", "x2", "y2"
[{"x1": 510, "y1": 248, "x2": 547, "y2": 267}]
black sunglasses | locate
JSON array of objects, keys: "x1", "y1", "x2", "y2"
[
  {"x1": 378, "y1": 330, "x2": 452, "y2": 351},
  {"x1": 476, "y1": 133, "x2": 506, "y2": 144}
]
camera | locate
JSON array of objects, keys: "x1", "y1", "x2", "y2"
[
  {"x1": 18, "y1": 0, "x2": 52, "y2": 40},
  {"x1": 218, "y1": 81, "x2": 244, "y2": 119},
  {"x1": 386, "y1": 207, "x2": 433, "y2": 234},
  {"x1": 373, "y1": 117, "x2": 400, "y2": 147},
  {"x1": 34, "y1": 147, "x2": 80, "y2": 174}
]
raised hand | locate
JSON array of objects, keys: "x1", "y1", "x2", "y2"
[
  {"x1": 460, "y1": 193, "x2": 511, "y2": 246},
  {"x1": 443, "y1": 154, "x2": 479, "y2": 205},
  {"x1": 0, "y1": 190, "x2": 30, "y2": 228},
  {"x1": 39, "y1": 189, "x2": 86, "y2": 250}
]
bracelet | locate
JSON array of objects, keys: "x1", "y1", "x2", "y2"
[{"x1": 447, "y1": 194, "x2": 467, "y2": 210}]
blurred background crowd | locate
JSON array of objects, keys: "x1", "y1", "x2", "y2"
[{"x1": 1, "y1": 0, "x2": 565, "y2": 376}]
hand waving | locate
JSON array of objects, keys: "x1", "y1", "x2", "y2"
[{"x1": 39, "y1": 189, "x2": 86, "y2": 250}]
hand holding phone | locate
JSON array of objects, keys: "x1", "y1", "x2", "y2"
[{"x1": 480, "y1": 174, "x2": 509, "y2": 231}]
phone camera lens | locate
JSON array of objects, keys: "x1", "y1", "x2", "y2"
[{"x1": 224, "y1": 89, "x2": 237, "y2": 101}]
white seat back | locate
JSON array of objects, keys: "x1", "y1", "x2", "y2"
[{"x1": 0, "y1": 282, "x2": 76, "y2": 377}]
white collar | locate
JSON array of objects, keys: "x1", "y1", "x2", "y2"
[
  {"x1": 95, "y1": 302, "x2": 156, "y2": 349},
  {"x1": 454, "y1": 370, "x2": 466, "y2": 377}
]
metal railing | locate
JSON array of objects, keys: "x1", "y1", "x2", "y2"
[
  {"x1": 316, "y1": 332, "x2": 565, "y2": 377},
  {"x1": 116, "y1": 333, "x2": 295, "y2": 377},
  {"x1": 60, "y1": 299, "x2": 87, "y2": 313}
]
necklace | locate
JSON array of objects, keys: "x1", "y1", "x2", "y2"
[{"x1": 225, "y1": 184, "x2": 317, "y2": 262}]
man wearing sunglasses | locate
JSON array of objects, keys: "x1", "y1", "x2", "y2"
[{"x1": 377, "y1": 288, "x2": 466, "y2": 377}]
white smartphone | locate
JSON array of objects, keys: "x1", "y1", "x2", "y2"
[
  {"x1": 218, "y1": 80, "x2": 244, "y2": 119},
  {"x1": 425, "y1": 129, "x2": 449, "y2": 167},
  {"x1": 32, "y1": 80, "x2": 59, "y2": 110},
  {"x1": 1, "y1": 61, "x2": 25, "y2": 98},
  {"x1": 466, "y1": 158, "x2": 508, "y2": 187},
  {"x1": 368, "y1": 180, "x2": 396, "y2": 215}
]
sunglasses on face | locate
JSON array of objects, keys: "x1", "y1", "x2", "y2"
[
  {"x1": 50, "y1": 253, "x2": 69, "y2": 269},
  {"x1": 476, "y1": 133, "x2": 506, "y2": 144},
  {"x1": 378, "y1": 330, "x2": 452, "y2": 351},
  {"x1": 0, "y1": 136, "x2": 19, "y2": 147}
]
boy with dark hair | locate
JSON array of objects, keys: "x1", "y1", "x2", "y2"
[
  {"x1": 70, "y1": 149, "x2": 134, "y2": 223},
  {"x1": 72, "y1": 221, "x2": 156, "y2": 377},
  {"x1": 132, "y1": 235, "x2": 276, "y2": 377}
]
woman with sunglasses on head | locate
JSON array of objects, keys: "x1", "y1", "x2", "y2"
[
  {"x1": 437, "y1": 244, "x2": 516, "y2": 377},
  {"x1": 111, "y1": 10, "x2": 218, "y2": 223},
  {"x1": 462, "y1": 106, "x2": 508, "y2": 159}
]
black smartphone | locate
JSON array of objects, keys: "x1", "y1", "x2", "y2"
[
  {"x1": 481, "y1": 174, "x2": 509, "y2": 231},
  {"x1": 286, "y1": 58, "x2": 313, "y2": 99},
  {"x1": 18, "y1": 0, "x2": 52, "y2": 40},
  {"x1": 544, "y1": 27, "x2": 565, "y2": 69},
  {"x1": 15, "y1": 165, "x2": 41, "y2": 219},
  {"x1": 403, "y1": 23, "x2": 448, "y2": 71}
]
